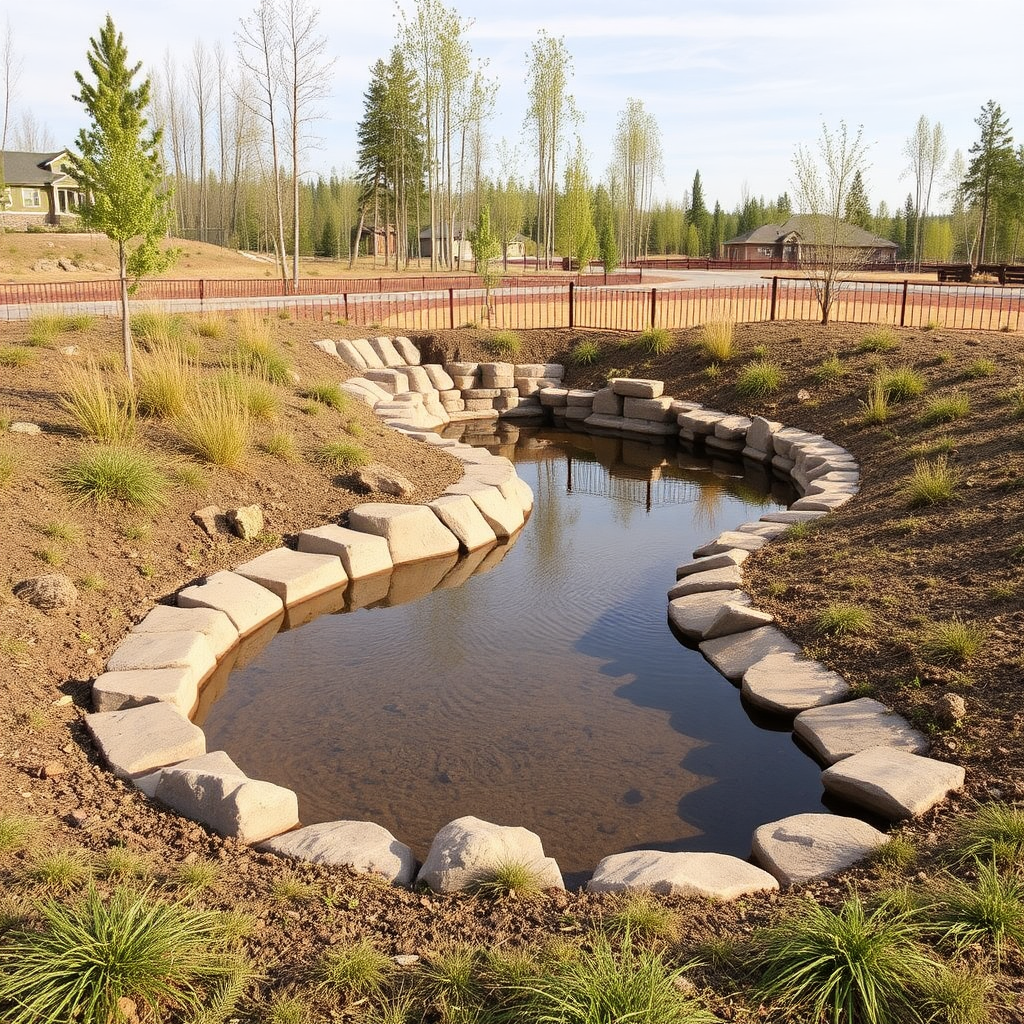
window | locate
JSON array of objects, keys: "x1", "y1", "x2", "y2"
[
  {"x1": 758, "y1": 246, "x2": 774, "y2": 257},
  {"x1": 21, "y1": 188, "x2": 41, "y2": 208}
]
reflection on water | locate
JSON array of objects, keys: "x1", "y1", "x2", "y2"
[{"x1": 202, "y1": 425, "x2": 828, "y2": 884}]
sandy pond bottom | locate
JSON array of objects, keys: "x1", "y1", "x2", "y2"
[{"x1": 203, "y1": 427, "x2": 832, "y2": 886}]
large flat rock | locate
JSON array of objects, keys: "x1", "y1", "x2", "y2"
[
  {"x1": 260, "y1": 821, "x2": 415, "y2": 885},
  {"x1": 428, "y1": 494, "x2": 498, "y2": 551},
  {"x1": 154, "y1": 751, "x2": 298, "y2": 844},
  {"x1": 794, "y1": 697, "x2": 930, "y2": 765},
  {"x1": 668, "y1": 564, "x2": 743, "y2": 599},
  {"x1": 92, "y1": 667, "x2": 199, "y2": 716},
  {"x1": 669, "y1": 591, "x2": 772, "y2": 642},
  {"x1": 609, "y1": 378, "x2": 664, "y2": 399},
  {"x1": 296, "y1": 524, "x2": 394, "y2": 578},
  {"x1": 417, "y1": 815, "x2": 564, "y2": 893},
  {"x1": 443, "y1": 479, "x2": 524, "y2": 539},
  {"x1": 348, "y1": 503, "x2": 461, "y2": 564},
  {"x1": 742, "y1": 652, "x2": 851, "y2": 715},
  {"x1": 131, "y1": 605, "x2": 238, "y2": 660},
  {"x1": 752, "y1": 813, "x2": 888, "y2": 886},
  {"x1": 234, "y1": 547, "x2": 347, "y2": 606},
  {"x1": 692, "y1": 531, "x2": 769, "y2": 557},
  {"x1": 676, "y1": 549, "x2": 750, "y2": 579},
  {"x1": 821, "y1": 746, "x2": 965, "y2": 820},
  {"x1": 698, "y1": 626, "x2": 801, "y2": 682},
  {"x1": 86, "y1": 702, "x2": 206, "y2": 779},
  {"x1": 106, "y1": 630, "x2": 216, "y2": 681},
  {"x1": 588, "y1": 850, "x2": 778, "y2": 900},
  {"x1": 177, "y1": 570, "x2": 284, "y2": 636}
]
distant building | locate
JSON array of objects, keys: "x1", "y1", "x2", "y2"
[
  {"x1": 724, "y1": 215, "x2": 898, "y2": 266},
  {"x1": 417, "y1": 225, "x2": 527, "y2": 265},
  {"x1": 1, "y1": 151, "x2": 85, "y2": 228}
]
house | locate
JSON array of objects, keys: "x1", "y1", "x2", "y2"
[
  {"x1": 418, "y1": 224, "x2": 527, "y2": 265},
  {"x1": 724, "y1": 215, "x2": 898, "y2": 266},
  {"x1": 1, "y1": 151, "x2": 85, "y2": 228}
]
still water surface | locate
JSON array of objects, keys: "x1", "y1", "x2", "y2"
[{"x1": 203, "y1": 428, "x2": 830, "y2": 884}]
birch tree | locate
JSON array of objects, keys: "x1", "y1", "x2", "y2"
[
  {"x1": 611, "y1": 98, "x2": 662, "y2": 263},
  {"x1": 902, "y1": 115, "x2": 947, "y2": 266},
  {"x1": 0, "y1": 18, "x2": 22, "y2": 228}
]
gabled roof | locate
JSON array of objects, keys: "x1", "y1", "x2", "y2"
[
  {"x1": 1, "y1": 150, "x2": 73, "y2": 187},
  {"x1": 725, "y1": 215, "x2": 896, "y2": 250}
]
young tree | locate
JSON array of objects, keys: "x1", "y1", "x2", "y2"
[
  {"x1": 791, "y1": 120, "x2": 871, "y2": 324},
  {"x1": 902, "y1": 115, "x2": 946, "y2": 266},
  {"x1": 69, "y1": 15, "x2": 174, "y2": 381},
  {"x1": 688, "y1": 170, "x2": 709, "y2": 256},
  {"x1": 843, "y1": 169, "x2": 872, "y2": 230},
  {"x1": 467, "y1": 206, "x2": 500, "y2": 322},
  {"x1": 962, "y1": 100, "x2": 1015, "y2": 263},
  {"x1": 556, "y1": 137, "x2": 597, "y2": 271},
  {"x1": 611, "y1": 98, "x2": 661, "y2": 263}
]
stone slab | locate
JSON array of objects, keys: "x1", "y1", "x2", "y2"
[
  {"x1": 622, "y1": 396, "x2": 675, "y2": 423},
  {"x1": 714, "y1": 414, "x2": 752, "y2": 441},
  {"x1": 742, "y1": 652, "x2": 852, "y2": 715},
  {"x1": 669, "y1": 590, "x2": 755, "y2": 642},
  {"x1": 679, "y1": 409, "x2": 728, "y2": 434},
  {"x1": 106, "y1": 630, "x2": 216, "y2": 681},
  {"x1": 178, "y1": 570, "x2": 284, "y2": 636},
  {"x1": 692, "y1": 532, "x2": 768, "y2": 557},
  {"x1": 699, "y1": 626, "x2": 801, "y2": 682},
  {"x1": 369, "y1": 335, "x2": 406, "y2": 367},
  {"x1": 667, "y1": 564, "x2": 744, "y2": 599},
  {"x1": 794, "y1": 697, "x2": 930, "y2": 765},
  {"x1": 583, "y1": 413, "x2": 677, "y2": 436},
  {"x1": 417, "y1": 815, "x2": 564, "y2": 893},
  {"x1": 131, "y1": 605, "x2": 238, "y2": 660},
  {"x1": 92, "y1": 667, "x2": 199, "y2": 716},
  {"x1": 85, "y1": 702, "x2": 206, "y2": 779},
  {"x1": 821, "y1": 746, "x2": 965, "y2": 820},
  {"x1": 610, "y1": 378, "x2": 664, "y2": 399},
  {"x1": 334, "y1": 339, "x2": 368, "y2": 369},
  {"x1": 154, "y1": 751, "x2": 299, "y2": 844},
  {"x1": 297, "y1": 524, "x2": 393, "y2": 579},
  {"x1": 260, "y1": 821, "x2": 416, "y2": 885},
  {"x1": 392, "y1": 336, "x2": 421, "y2": 364},
  {"x1": 364, "y1": 368, "x2": 410, "y2": 394},
  {"x1": 760, "y1": 510, "x2": 828, "y2": 525},
  {"x1": 752, "y1": 813, "x2": 888, "y2": 886},
  {"x1": 444, "y1": 479, "x2": 524, "y2": 539},
  {"x1": 428, "y1": 494, "x2": 498, "y2": 552},
  {"x1": 350, "y1": 338, "x2": 386, "y2": 369},
  {"x1": 676, "y1": 549, "x2": 750, "y2": 579},
  {"x1": 588, "y1": 850, "x2": 778, "y2": 900},
  {"x1": 234, "y1": 547, "x2": 347, "y2": 607},
  {"x1": 348, "y1": 503, "x2": 461, "y2": 564},
  {"x1": 592, "y1": 388, "x2": 623, "y2": 415}
]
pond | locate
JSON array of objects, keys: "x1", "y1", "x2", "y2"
[{"x1": 202, "y1": 425, "x2": 832, "y2": 886}]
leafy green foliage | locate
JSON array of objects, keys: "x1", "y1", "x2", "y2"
[
  {"x1": 59, "y1": 446, "x2": 165, "y2": 508},
  {"x1": 0, "y1": 885, "x2": 241, "y2": 1024}
]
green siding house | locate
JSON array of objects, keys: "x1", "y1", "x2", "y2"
[{"x1": 1, "y1": 150, "x2": 85, "y2": 228}]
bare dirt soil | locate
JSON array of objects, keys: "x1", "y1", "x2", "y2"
[{"x1": 1, "y1": 308, "x2": 1023, "y2": 1020}]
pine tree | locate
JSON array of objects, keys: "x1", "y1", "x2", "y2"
[
  {"x1": 844, "y1": 170, "x2": 872, "y2": 230},
  {"x1": 69, "y1": 15, "x2": 174, "y2": 382},
  {"x1": 962, "y1": 100, "x2": 1015, "y2": 263},
  {"x1": 688, "y1": 170, "x2": 709, "y2": 254}
]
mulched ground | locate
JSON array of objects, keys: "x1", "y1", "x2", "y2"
[{"x1": 1, "y1": 313, "x2": 1023, "y2": 1020}]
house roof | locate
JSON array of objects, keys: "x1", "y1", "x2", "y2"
[
  {"x1": 725, "y1": 215, "x2": 896, "y2": 250},
  {"x1": 1, "y1": 150, "x2": 72, "y2": 187}
]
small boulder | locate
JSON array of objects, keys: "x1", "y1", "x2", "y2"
[
  {"x1": 227, "y1": 504, "x2": 264, "y2": 540},
  {"x1": 935, "y1": 692, "x2": 967, "y2": 729},
  {"x1": 349, "y1": 464, "x2": 416, "y2": 499},
  {"x1": 9, "y1": 421, "x2": 42, "y2": 434},
  {"x1": 13, "y1": 573, "x2": 78, "y2": 610},
  {"x1": 192, "y1": 505, "x2": 231, "y2": 539}
]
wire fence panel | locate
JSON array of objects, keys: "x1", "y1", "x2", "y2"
[{"x1": 574, "y1": 287, "x2": 650, "y2": 331}]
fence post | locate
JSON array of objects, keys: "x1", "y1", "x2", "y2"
[
  {"x1": 650, "y1": 287, "x2": 657, "y2": 328},
  {"x1": 568, "y1": 282, "x2": 575, "y2": 328},
  {"x1": 770, "y1": 276, "x2": 778, "y2": 321},
  {"x1": 899, "y1": 279, "x2": 909, "y2": 328},
  {"x1": 343, "y1": 293, "x2": 349, "y2": 321},
  {"x1": 199, "y1": 278, "x2": 205, "y2": 309},
  {"x1": 448, "y1": 288, "x2": 455, "y2": 330}
]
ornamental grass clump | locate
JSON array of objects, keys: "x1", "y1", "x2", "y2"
[
  {"x1": 316, "y1": 939, "x2": 394, "y2": 998},
  {"x1": 918, "y1": 615, "x2": 988, "y2": 665},
  {"x1": 860, "y1": 377, "x2": 890, "y2": 424},
  {"x1": 177, "y1": 385, "x2": 251, "y2": 468},
  {"x1": 736, "y1": 357, "x2": 784, "y2": 399},
  {"x1": 638, "y1": 326, "x2": 673, "y2": 356},
  {"x1": 905, "y1": 455, "x2": 960, "y2": 507},
  {"x1": 950, "y1": 802, "x2": 1024, "y2": 870},
  {"x1": 602, "y1": 891, "x2": 680, "y2": 944},
  {"x1": 472, "y1": 860, "x2": 546, "y2": 898},
  {"x1": 59, "y1": 446, "x2": 165, "y2": 509},
  {"x1": 877, "y1": 364, "x2": 927, "y2": 403},
  {"x1": 0, "y1": 884, "x2": 243, "y2": 1024},
  {"x1": 568, "y1": 339, "x2": 601, "y2": 366},
  {"x1": 752, "y1": 893, "x2": 940, "y2": 1024},
  {"x1": 303, "y1": 380, "x2": 349, "y2": 412},
  {"x1": 59, "y1": 361, "x2": 136, "y2": 442},
  {"x1": 484, "y1": 330, "x2": 522, "y2": 358},
  {"x1": 815, "y1": 351, "x2": 847, "y2": 382},
  {"x1": 134, "y1": 346, "x2": 195, "y2": 419},
  {"x1": 921, "y1": 392, "x2": 970, "y2": 426},
  {"x1": 312, "y1": 440, "x2": 369, "y2": 471},
  {"x1": 814, "y1": 602, "x2": 873, "y2": 636},
  {"x1": 858, "y1": 325, "x2": 899, "y2": 352},
  {"x1": 698, "y1": 318, "x2": 734, "y2": 361}
]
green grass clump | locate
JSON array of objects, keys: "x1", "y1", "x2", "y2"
[
  {"x1": 59, "y1": 446, "x2": 166, "y2": 509},
  {"x1": 0, "y1": 451, "x2": 15, "y2": 487},
  {"x1": 638, "y1": 326, "x2": 673, "y2": 356},
  {"x1": 698, "y1": 319, "x2": 734, "y2": 361},
  {"x1": 22, "y1": 848, "x2": 94, "y2": 889},
  {"x1": 98, "y1": 847, "x2": 153, "y2": 882},
  {"x1": 918, "y1": 615, "x2": 988, "y2": 665},
  {"x1": 259, "y1": 430, "x2": 298, "y2": 461},
  {"x1": 473, "y1": 860, "x2": 546, "y2": 898},
  {"x1": 168, "y1": 860, "x2": 221, "y2": 894},
  {"x1": 858, "y1": 326, "x2": 900, "y2": 352},
  {"x1": 568, "y1": 340, "x2": 601, "y2": 366},
  {"x1": 484, "y1": 330, "x2": 522, "y2": 359},
  {"x1": 27, "y1": 312, "x2": 91, "y2": 346},
  {"x1": 906, "y1": 436, "x2": 956, "y2": 459},
  {"x1": 602, "y1": 891, "x2": 680, "y2": 944},
  {"x1": 135, "y1": 347, "x2": 195, "y2": 419},
  {"x1": 218, "y1": 369, "x2": 280, "y2": 420},
  {"x1": 0, "y1": 884, "x2": 242, "y2": 1024},
  {"x1": 0, "y1": 814, "x2": 40, "y2": 855},
  {"x1": 519, "y1": 932, "x2": 713, "y2": 1024},
  {"x1": 877, "y1": 364, "x2": 927, "y2": 403},
  {"x1": 59, "y1": 361, "x2": 136, "y2": 442},
  {"x1": 928, "y1": 861, "x2": 1024, "y2": 968},
  {"x1": 860, "y1": 377, "x2": 890, "y2": 424},
  {"x1": 1004, "y1": 381, "x2": 1024, "y2": 419},
  {"x1": 178, "y1": 387, "x2": 251, "y2": 468},
  {"x1": 950, "y1": 803, "x2": 1024, "y2": 869},
  {"x1": 905, "y1": 455, "x2": 960, "y2": 507},
  {"x1": 302, "y1": 380, "x2": 349, "y2": 411},
  {"x1": 39, "y1": 520, "x2": 80, "y2": 543},
  {"x1": 735, "y1": 358, "x2": 784, "y2": 399},
  {"x1": 920, "y1": 392, "x2": 969, "y2": 426},
  {"x1": 317, "y1": 939, "x2": 393, "y2": 998},
  {"x1": 964, "y1": 358, "x2": 997, "y2": 379},
  {"x1": 0, "y1": 346, "x2": 33, "y2": 367},
  {"x1": 872, "y1": 834, "x2": 919, "y2": 872},
  {"x1": 192, "y1": 312, "x2": 227, "y2": 339},
  {"x1": 753, "y1": 894, "x2": 939, "y2": 1024},
  {"x1": 311, "y1": 441, "x2": 369, "y2": 471},
  {"x1": 232, "y1": 310, "x2": 291, "y2": 384},
  {"x1": 814, "y1": 602, "x2": 873, "y2": 637},
  {"x1": 815, "y1": 352, "x2": 847, "y2": 382}
]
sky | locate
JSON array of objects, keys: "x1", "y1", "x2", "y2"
[{"x1": 7, "y1": 0, "x2": 1023, "y2": 216}]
